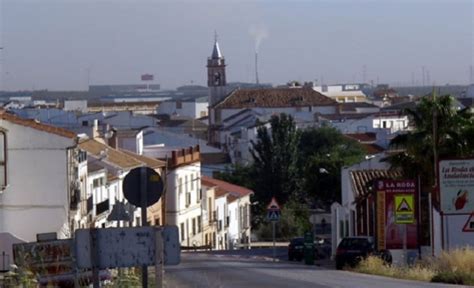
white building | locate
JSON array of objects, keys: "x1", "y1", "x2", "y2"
[
  {"x1": 205, "y1": 38, "x2": 338, "y2": 147},
  {"x1": 312, "y1": 83, "x2": 368, "y2": 103},
  {"x1": 64, "y1": 100, "x2": 88, "y2": 113},
  {"x1": 157, "y1": 97, "x2": 208, "y2": 119},
  {"x1": 0, "y1": 111, "x2": 79, "y2": 242},
  {"x1": 156, "y1": 146, "x2": 202, "y2": 247},
  {"x1": 201, "y1": 176, "x2": 253, "y2": 249}
]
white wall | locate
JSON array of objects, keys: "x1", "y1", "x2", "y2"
[
  {"x1": 157, "y1": 101, "x2": 208, "y2": 119},
  {"x1": 216, "y1": 196, "x2": 227, "y2": 250},
  {"x1": 0, "y1": 122, "x2": 76, "y2": 242},
  {"x1": 165, "y1": 162, "x2": 202, "y2": 246},
  {"x1": 64, "y1": 100, "x2": 88, "y2": 113}
]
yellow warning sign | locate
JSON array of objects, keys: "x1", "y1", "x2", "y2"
[{"x1": 395, "y1": 194, "x2": 415, "y2": 224}]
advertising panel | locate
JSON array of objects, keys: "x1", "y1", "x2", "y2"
[
  {"x1": 439, "y1": 159, "x2": 474, "y2": 214},
  {"x1": 377, "y1": 179, "x2": 418, "y2": 250}
]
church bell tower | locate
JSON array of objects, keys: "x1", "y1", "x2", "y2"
[{"x1": 207, "y1": 34, "x2": 227, "y2": 107}]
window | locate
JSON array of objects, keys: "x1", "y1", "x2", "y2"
[
  {"x1": 197, "y1": 216, "x2": 202, "y2": 233},
  {"x1": 180, "y1": 223, "x2": 185, "y2": 241},
  {"x1": 0, "y1": 131, "x2": 6, "y2": 189},
  {"x1": 93, "y1": 177, "x2": 103, "y2": 188},
  {"x1": 192, "y1": 218, "x2": 196, "y2": 235},
  {"x1": 178, "y1": 178, "x2": 182, "y2": 194},
  {"x1": 186, "y1": 192, "x2": 191, "y2": 207},
  {"x1": 185, "y1": 176, "x2": 188, "y2": 193},
  {"x1": 190, "y1": 174, "x2": 194, "y2": 190}
]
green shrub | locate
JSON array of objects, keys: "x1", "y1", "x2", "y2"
[{"x1": 431, "y1": 271, "x2": 474, "y2": 285}]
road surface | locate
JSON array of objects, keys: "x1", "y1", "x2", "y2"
[{"x1": 163, "y1": 251, "x2": 467, "y2": 288}]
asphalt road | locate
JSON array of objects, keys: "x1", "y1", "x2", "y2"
[{"x1": 163, "y1": 251, "x2": 469, "y2": 288}]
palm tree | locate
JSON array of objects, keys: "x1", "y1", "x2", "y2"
[
  {"x1": 385, "y1": 92, "x2": 474, "y2": 244},
  {"x1": 387, "y1": 93, "x2": 474, "y2": 185}
]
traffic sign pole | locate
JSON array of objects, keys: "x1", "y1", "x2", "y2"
[
  {"x1": 141, "y1": 167, "x2": 148, "y2": 288},
  {"x1": 272, "y1": 221, "x2": 276, "y2": 262}
]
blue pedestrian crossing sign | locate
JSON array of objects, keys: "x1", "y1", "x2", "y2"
[
  {"x1": 267, "y1": 210, "x2": 281, "y2": 221},
  {"x1": 267, "y1": 197, "x2": 281, "y2": 222}
]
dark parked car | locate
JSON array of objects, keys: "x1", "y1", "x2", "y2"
[
  {"x1": 288, "y1": 237, "x2": 304, "y2": 261},
  {"x1": 288, "y1": 236, "x2": 331, "y2": 261},
  {"x1": 335, "y1": 236, "x2": 375, "y2": 269}
]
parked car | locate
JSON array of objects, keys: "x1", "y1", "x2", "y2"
[
  {"x1": 288, "y1": 236, "x2": 331, "y2": 261},
  {"x1": 335, "y1": 236, "x2": 375, "y2": 269},
  {"x1": 288, "y1": 237, "x2": 304, "y2": 261}
]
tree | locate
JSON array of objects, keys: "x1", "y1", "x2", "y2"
[
  {"x1": 387, "y1": 94, "x2": 474, "y2": 187},
  {"x1": 298, "y1": 126, "x2": 366, "y2": 208},
  {"x1": 249, "y1": 114, "x2": 301, "y2": 223}
]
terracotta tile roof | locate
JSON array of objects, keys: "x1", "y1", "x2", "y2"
[
  {"x1": 120, "y1": 149, "x2": 166, "y2": 169},
  {"x1": 361, "y1": 143, "x2": 385, "y2": 155},
  {"x1": 214, "y1": 188, "x2": 228, "y2": 198},
  {"x1": 201, "y1": 175, "x2": 253, "y2": 197},
  {"x1": 350, "y1": 169, "x2": 402, "y2": 201},
  {"x1": 0, "y1": 110, "x2": 76, "y2": 139},
  {"x1": 79, "y1": 139, "x2": 142, "y2": 170},
  {"x1": 214, "y1": 87, "x2": 336, "y2": 109},
  {"x1": 345, "y1": 132, "x2": 376, "y2": 143},
  {"x1": 227, "y1": 193, "x2": 239, "y2": 203}
]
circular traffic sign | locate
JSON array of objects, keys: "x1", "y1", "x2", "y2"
[{"x1": 123, "y1": 167, "x2": 164, "y2": 207}]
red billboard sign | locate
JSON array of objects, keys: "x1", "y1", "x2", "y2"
[
  {"x1": 141, "y1": 74, "x2": 154, "y2": 81},
  {"x1": 376, "y1": 179, "x2": 418, "y2": 250}
]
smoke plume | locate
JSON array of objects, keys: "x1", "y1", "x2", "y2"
[{"x1": 249, "y1": 25, "x2": 269, "y2": 52}]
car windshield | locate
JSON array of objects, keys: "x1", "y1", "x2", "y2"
[
  {"x1": 291, "y1": 238, "x2": 304, "y2": 245},
  {"x1": 339, "y1": 238, "x2": 372, "y2": 249}
]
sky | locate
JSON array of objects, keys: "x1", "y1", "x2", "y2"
[{"x1": 0, "y1": 0, "x2": 473, "y2": 91}]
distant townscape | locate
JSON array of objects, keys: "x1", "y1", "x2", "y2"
[{"x1": 1, "y1": 37, "x2": 474, "y2": 286}]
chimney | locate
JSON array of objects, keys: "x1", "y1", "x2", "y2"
[
  {"x1": 92, "y1": 119, "x2": 100, "y2": 139},
  {"x1": 108, "y1": 129, "x2": 118, "y2": 149}
]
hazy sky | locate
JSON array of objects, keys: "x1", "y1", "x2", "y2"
[{"x1": 0, "y1": 0, "x2": 473, "y2": 91}]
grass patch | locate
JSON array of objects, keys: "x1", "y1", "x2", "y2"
[
  {"x1": 354, "y1": 256, "x2": 434, "y2": 282},
  {"x1": 353, "y1": 247, "x2": 474, "y2": 285}
]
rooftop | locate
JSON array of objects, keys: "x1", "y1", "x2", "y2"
[
  {"x1": 0, "y1": 110, "x2": 76, "y2": 139},
  {"x1": 201, "y1": 175, "x2": 253, "y2": 197},
  {"x1": 214, "y1": 87, "x2": 336, "y2": 109},
  {"x1": 79, "y1": 138, "x2": 142, "y2": 170},
  {"x1": 350, "y1": 169, "x2": 402, "y2": 202}
]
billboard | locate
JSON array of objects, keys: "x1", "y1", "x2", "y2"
[
  {"x1": 376, "y1": 179, "x2": 418, "y2": 250},
  {"x1": 141, "y1": 74, "x2": 154, "y2": 81},
  {"x1": 439, "y1": 159, "x2": 474, "y2": 214}
]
